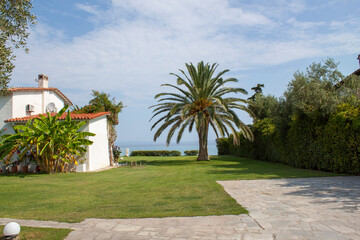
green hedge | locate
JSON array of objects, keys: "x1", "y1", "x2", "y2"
[
  {"x1": 130, "y1": 150, "x2": 181, "y2": 156},
  {"x1": 219, "y1": 103, "x2": 360, "y2": 174},
  {"x1": 184, "y1": 150, "x2": 199, "y2": 156},
  {"x1": 216, "y1": 138, "x2": 230, "y2": 155}
]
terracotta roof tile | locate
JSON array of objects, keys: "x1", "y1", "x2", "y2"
[
  {"x1": 5, "y1": 112, "x2": 110, "y2": 123},
  {"x1": 7, "y1": 87, "x2": 73, "y2": 106}
]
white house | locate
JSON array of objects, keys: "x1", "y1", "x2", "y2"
[{"x1": 0, "y1": 74, "x2": 110, "y2": 172}]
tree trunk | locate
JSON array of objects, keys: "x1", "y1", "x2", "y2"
[
  {"x1": 109, "y1": 141, "x2": 114, "y2": 166},
  {"x1": 108, "y1": 123, "x2": 115, "y2": 166},
  {"x1": 197, "y1": 120, "x2": 210, "y2": 161}
]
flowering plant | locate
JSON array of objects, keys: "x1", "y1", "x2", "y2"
[{"x1": 113, "y1": 145, "x2": 122, "y2": 160}]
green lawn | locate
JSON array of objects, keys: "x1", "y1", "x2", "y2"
[
  {"x1": 0, "y1": 225, "x2": 71, "y2": 240},
  {"x1": 0, "y1": 155, "x2": 341, "y2": 223}
]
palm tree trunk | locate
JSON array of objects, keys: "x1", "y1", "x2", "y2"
[{"x1": 197, "y1": 121, "x2": 210, "y2": 161}]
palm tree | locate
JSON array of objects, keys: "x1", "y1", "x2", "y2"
[{"x1": 150, "y1": 61, "x2": 254, "y2": 161}]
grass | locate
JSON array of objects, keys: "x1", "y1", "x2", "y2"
[
  {"x1": 0, "y1": 225, "x2": 71, "y2": 240},
  {"x1": 0, "y1": 155, "x2": 341, "y2": 223}
]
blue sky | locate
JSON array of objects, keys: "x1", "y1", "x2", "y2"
[{"x1": 10, "y1": 0, "x2": 360, "y2": 146}]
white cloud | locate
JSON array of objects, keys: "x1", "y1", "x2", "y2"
[
  {"x1": 12, "y1": 1, "x2": 360, "y2": 91},
  {"x1": 9, "y1": 0, "x2": 360, "y2": 142}
]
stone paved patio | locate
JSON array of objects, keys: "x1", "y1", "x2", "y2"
[
  {"x1": 219, "y1": 176, "x2": 360, "y2": 240},
  {"x1": 0, "y1": 176, "x2": 359, "y2": 239}
]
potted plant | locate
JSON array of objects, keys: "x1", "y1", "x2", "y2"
[
  {"x1": 10, "y1": 161, "x2": 18, "y2": 173},
  {"x1": 1, "y1": 164, "x2": 8, "y2": 174},
  {"x1": 113, "y1": 145, "x2": 122, "y2": 164},
  {"x1": 22, "y1": 162, "x2": 29, "y2": 173}
]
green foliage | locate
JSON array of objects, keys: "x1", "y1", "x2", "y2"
[
  {"x1": 248, "y1": 94, "x2": 279, "y2": 120},
  {"x1": 130, "y1": 150, "x2": 181, "y2": 156},
  {"x1": 0, "y1": 0, "x2": 36, "y2": 89},
  {"x1": 215, "y1": 138, "x2": 230, "y2": 155},
  {"x1": 317, "y1": 103, "x2": 360, "y2": 173},
  {"x1": 248, "y1": 83, "x2": 264, "y2": 101},
  {"x1": 112, "y1": 145, "x2": 122, "y2": 160},
  {"x1": 219, "y1": 58, "x2": 360, "y2": 174},
  {"x1": 285, "y1": 58, "x2": 343, "y2": 119},
  {"x1": 184, "y1": 150, "x2": 199, "y2": 156},
  {"x1": 0, "y1": 106, "x2": 95, "y2": 173},
  {"x1": 337, "y1": 75, "x2": 360, "y2": 102},
  {"x1": 253, "y1": 118, "x2": 275, "y2": 136},
  {"x1": 75, "y1": 90, "x2": 123, "y2": 125},
  {"x1": 227, "y1": 133, "x2": 255, "y2": 159},
  {"x1": 150, "y1": 61, "x2": 254, "y2": 161}
]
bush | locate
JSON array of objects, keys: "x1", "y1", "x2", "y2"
[
  {"x1": 130, "y1": 150, "x2": 181, "y2": 156},
  {"x1": 112, "y1": 145, "x2": 122, "y2": 160},
  {"x1": 317, "y1": 103, "x2": 360, "y2": 174},
  {"x1": 184, "y1": 150, "x2": 199, "y2": 156},
  {"x1": 225, "y1": 103, "x2": 360, "y2": 174},
  {"x1": 216, "y1": 138, "x2": 230, "y2": 155}
]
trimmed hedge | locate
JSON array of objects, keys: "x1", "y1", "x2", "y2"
[
  {"x1": 218, "y1": 103, "x2": 360, "y2": 175},
  {"x1": 216, "y1": 138, "x2": 230, "y2": 155},
  {"x1": 184, "y1": 150, "x2": 199, "y2": 156},
  {"x1": 130, "y1": 150, "x2": 181, "y2": 156}
]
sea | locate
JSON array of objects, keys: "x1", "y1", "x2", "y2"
[{"x1": 115, "y1": 141, "x2": 218, "y2": 156}]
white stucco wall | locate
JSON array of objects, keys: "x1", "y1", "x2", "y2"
[
  {"x1": 0, "y1": 96, "x2": 12, "y2": 131},
  {"x1": 12, "y1": 91, "x2": 65, "y2": 117},
  {"x1": 87, "y1": 116, "x2": 110, "y2": 171},
  {"x1": 45, "y1": 92, "x2": 65, "y2": 111},
  {"x1": 12, "y1": 92, "x2": 42, "y2": 117}
]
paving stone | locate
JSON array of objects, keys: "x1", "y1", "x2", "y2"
[
  {"x1": 328, "y1": 225, "x2": 356, "y2": 233},
  {"x1": 95, "y1": 233, "x2": 113, "y2": 240},
  {"x1": 113, "y1": 224, "x2": 142, "y2": 232}
]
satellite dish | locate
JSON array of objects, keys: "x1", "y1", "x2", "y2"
[{"x1": 46, "y1": 102, "x2": 57, "y2": 113}]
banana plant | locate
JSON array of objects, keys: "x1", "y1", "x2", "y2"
[{"x1": 0, "y1": 105, "x2": 95, "y2": 173}]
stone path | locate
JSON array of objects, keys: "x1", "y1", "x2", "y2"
[
  {"x1": 0, "y1": 176, "x2": 359, "y2": 239},
  {"x1": 219, "y1": 176, "x2": 360, "y2": 240}
]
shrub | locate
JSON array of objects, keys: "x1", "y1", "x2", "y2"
[
  {"x1": 225, "y1": 103, "x2": 360, "y2": 175},
  {"x1": 113, "y1": 145, "x2": 122, "y2": 160},
  {"x1": 130, "y1": 150, "x2": 181, "y2": 156},
  {"x1": 216, "y1": 138, "x2": 230, "y2": 155},
  {"x1": 0, "y1": 106, "x2": 94, "y2": 173},
  {"x1": 184, "y1": 150, "x2": 199, "y2": 156}
]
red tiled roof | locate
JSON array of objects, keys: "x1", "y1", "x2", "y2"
[
  {"x1": 7, "y1": 87, "x2": 73, "y2": 106},
  {"x1": 5, "y1": 112, "x2": 110, "y2": 123}
]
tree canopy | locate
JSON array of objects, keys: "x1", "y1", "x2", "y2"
[
  {"x1": 74, "y1": 90, "x2": 123, "y2": 125},
  {"x1": 219, "y1": 58, "x2": 360, "y2": 174},
  {"x1": 0, "y1": 0, "x2": 36, "y2": 90}
]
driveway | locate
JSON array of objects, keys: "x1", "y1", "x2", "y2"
[
  {"x1": 1, "y1": 176, "x2": 359, "y2": 239},
  {"x1": 219, "y1": 176, "x2": 360, "y2": 240}
]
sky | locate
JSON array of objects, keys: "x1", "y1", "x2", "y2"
[{"x1": 10, "y1": 0, "x2": 360, "y2": 146}]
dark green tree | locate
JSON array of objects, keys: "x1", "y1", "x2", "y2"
[
  {"x1": 0, "y1": 0, "x2": 36, "y2": 90},
  {"x1": 285, "y1": 58, "x2": 344, "y2": 120},
  {"x1": 150, "y1": 61, "x2": 254, "y2": 161},
  {"x1": 73, "y1": 90, "x2": 124, "y2": 165},
  {"x1": 248, "y1": 83, "x2": 264, "y2": 101},
  {"x1": 248, "y1": 94, "x2": 278, "y2": 120}
]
